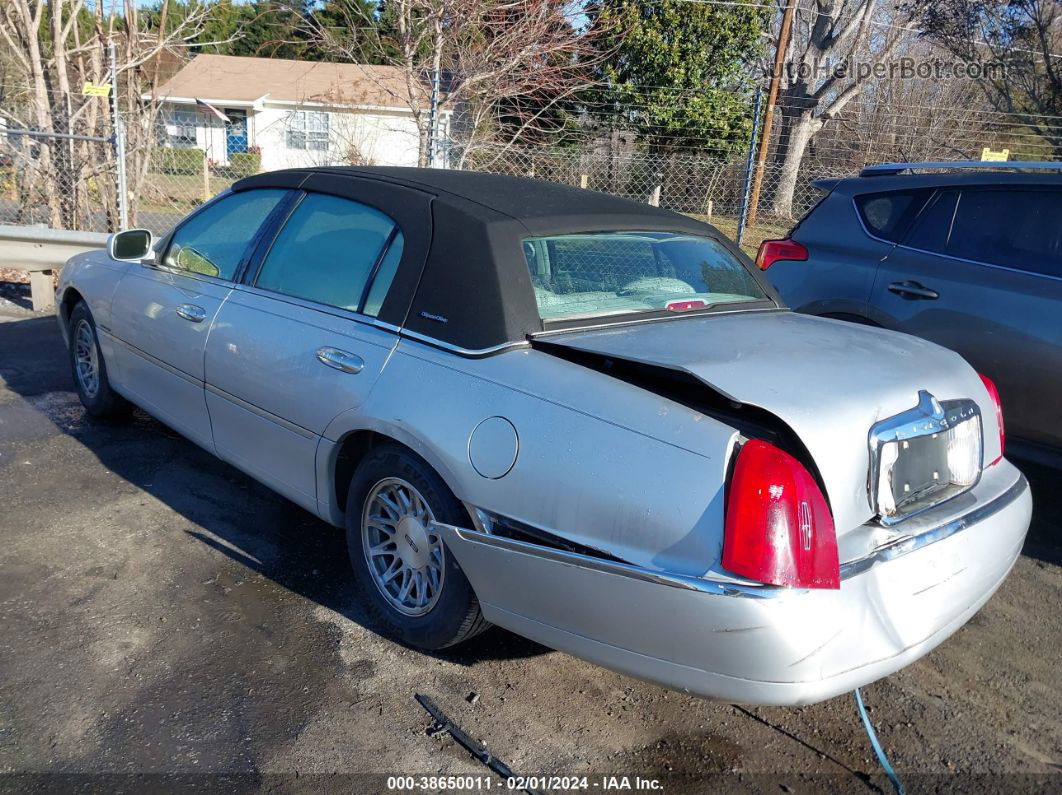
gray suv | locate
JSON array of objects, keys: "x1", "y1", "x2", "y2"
[{"x1": 763, "y1": 162, "x2": 1062, "y2": 458}]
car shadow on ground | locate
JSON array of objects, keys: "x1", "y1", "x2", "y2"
[
  {"x1": 1008, "y1": 457, "x2": 1062, "y2": 568},
  {"x1": 0, "y1": 314, "x2": 550, "y2": 665}
]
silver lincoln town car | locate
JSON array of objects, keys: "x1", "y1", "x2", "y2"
[{"x1": 56, "y1": 167, "x2": 1032, "y2": 705}]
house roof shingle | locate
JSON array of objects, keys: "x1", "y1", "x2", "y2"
[{"x1": 154, "y1": 54, "x2": 418, "y2": 110}]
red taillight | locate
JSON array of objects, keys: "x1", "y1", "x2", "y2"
[
  {"x1": 722, "y1": 439, "x2": 839, "y2": 589},
  {"x1": 755, "y1": 238, "x2": 808, "y2": 271},
  {"x1": 979, "y1": 373, "x2": 1004, "y2": 465}
]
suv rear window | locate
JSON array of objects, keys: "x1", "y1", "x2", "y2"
[{"x1": 855, "y1": 189, "x2": 931, "y2": 242}]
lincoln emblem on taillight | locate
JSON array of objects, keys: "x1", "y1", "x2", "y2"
[{"x1": 799, "y1": 501, "x2": 812, "y2": 551}]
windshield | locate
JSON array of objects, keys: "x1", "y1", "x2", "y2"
[{"x1": 523, "y1": 232, "x2": 768, "y2": 322}]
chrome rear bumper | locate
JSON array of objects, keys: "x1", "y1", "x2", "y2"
[{"x1": 436, "y1": 461, "x2": 1031, "y2": 705}]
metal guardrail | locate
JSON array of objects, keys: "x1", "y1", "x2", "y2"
[
  {"x1": 0, "y1": 224, "x2": 109, "y2": 311},
  {"x1": 0, "y1": 224, "x2": 109, "y2": 269}
]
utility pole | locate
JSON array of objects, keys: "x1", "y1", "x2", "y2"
[
  {"x1": 108, "y1": 38, "x2": 130, "y2": 230},
  {"x1": 427, "y1": 66, "x2": 440, "y2": 167},
  {"x1": 746, "y1": 1, "x2": 797, "y2": 228},
  {"x1": 737, "y1": 87, "x2": 764, "y2": 247}
]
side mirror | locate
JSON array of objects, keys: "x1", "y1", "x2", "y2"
[{"x1": 108, "y1": 229, "x2": 153, "y2": 262}]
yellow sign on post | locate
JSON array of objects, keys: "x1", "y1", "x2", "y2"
[
  {"x1": 981, "y1": 147, "x2": 1010, "y2": 162},
  {"x1": 82, "y1": 82, "x2": 111, "y2": 97}
]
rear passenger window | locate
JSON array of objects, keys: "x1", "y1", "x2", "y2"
[
  {"x1": 903, "y1": 190, "x2": 959, "y2": 254},
  {"x1": 855, "y1": 190, "x2": 930, "y2": 242},
  {"x1": 947, "y1": 189, "x2": 1062, "y2": 277},
  {"x1": 255, "y1": 193, "x2": 399, "y2": 312},
  {"x1": 361, "y1": 232, "x2": 403, "y2": 317}
]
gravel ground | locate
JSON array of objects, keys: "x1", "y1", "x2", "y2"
[{"x1": 0, "y1": 306, "x2": 1059, "y2": 793}]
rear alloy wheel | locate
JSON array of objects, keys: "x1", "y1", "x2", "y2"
[
  {"x1": 67, "y1": 301, "x2": 132, "y2": 419},
  {"x1": 361, "y1": 477, "x2": 445, "y2": 617},
  {"x1": 345, "y1": 444, "x2": 489, "y2": 649}
]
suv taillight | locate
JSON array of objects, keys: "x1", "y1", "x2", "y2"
[
  {"x1": 722, "y1": 439, "x2": 840, "y2": 589},
  {"x1": 979, "y1": 373, "x2": 1004, "y2": 465},
  {"x1": 755, "y1": 238, "x2": 808, "y2": 271}
]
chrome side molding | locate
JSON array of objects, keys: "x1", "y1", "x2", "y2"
[
  {"x1": 432, "y1": 521, "x2": 784, "y2": 600},
  {"x1": 437, "y1": 472, "x2": 1028, "y2": 596}
]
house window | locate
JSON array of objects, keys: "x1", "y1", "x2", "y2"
[
  {"x1": 168, "y1": 109, "x2": 198, "y2": 148},
  {"x1": 287, "y1": 111, "x2": 329, "y2": 151}
]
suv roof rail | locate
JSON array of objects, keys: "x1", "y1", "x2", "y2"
[{"x1": 860, "y1": 161, "x2": 1062, "y2": 177}]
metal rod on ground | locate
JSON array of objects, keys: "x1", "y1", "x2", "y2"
[
  {"x1": 108, "y1": 38, "x2": 130, "y2": 231},
  {"x1": 736, "y1": 87, "x2": 764, "y2": 248},
  {"x1": 747, "y1": 1, "x2": 797, "y2": 228},
  {"x1": 414, "y1": 694, "x2": 544, "y2": 795}
]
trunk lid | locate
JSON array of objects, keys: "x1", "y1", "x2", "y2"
[{"x1": 538, "y1": 310, "x2": 999, "y2": 533}]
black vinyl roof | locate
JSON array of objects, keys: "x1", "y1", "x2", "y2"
[
  {"x1": 294, "y1": 166, "x2": 711, "y2": 234},
  {"x1": 233, "y1": 167, "x2": 767, "y2": 352}
]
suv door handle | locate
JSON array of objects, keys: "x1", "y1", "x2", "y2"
[
  {"x1": 176, "y1": 303, "x2": 207, "y2": 322},
  {"x1": 316, "y1": 347, "x2": 364, "y2": 374},
  {"x1": 887, "y1": 281, "x2": 939, "y2": 300}
]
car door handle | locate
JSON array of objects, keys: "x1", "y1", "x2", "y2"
[
  {"x1": 175, "y1": 303, "x2": 207, "y2": 322},
  {"x1": 315, "y1": 347, "x2": 364, "y2": 374},
  {"x1": 887, "y1": 281, "x2": 939, "y2": 300}
]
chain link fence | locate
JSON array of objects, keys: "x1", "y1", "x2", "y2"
[
  {"x1": 3, "y1": 81, "x2": 1060, "y2": 261},
  {"x1": 456, "y1": 142, "x2": 853, "y2": 252},
  {"x1": 0, "y1": 109, "x2": 123, "y2": 235}
]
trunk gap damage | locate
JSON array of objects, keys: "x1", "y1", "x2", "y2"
[
  {"x1": 531, "y1": 337, "x2": 829, "y2": 501},
  {"x1": 471, "y1": 337, "x2": 834, "y2": 578}
]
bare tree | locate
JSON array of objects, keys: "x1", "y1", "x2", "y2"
[
  {"x1": 804, "y1": 37, "x2": 999, "y2": 170},
  {"x1": 304, "y1": 0, "x2": 605, "y2": 167},
  {"x1": 0, "y1": 0, "x2": 216, "y2": 230},
  {"x1": 909, "y1": 0, "x2": 1062, "y2": 156},
  {"x1": 768, "y1": 0, "x2": 912, "y2": 217}
]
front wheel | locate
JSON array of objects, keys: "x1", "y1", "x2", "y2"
[
  {"x1": 345, "y1": 444, "x2": 489, "y2": 649},
  {"x1": 68, "y1": 302, "x2": 132, "y2": 419}
]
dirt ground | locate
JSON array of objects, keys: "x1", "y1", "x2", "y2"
[{"x1": 0, "y1": 306, "x2": 1059, "y2": 794}]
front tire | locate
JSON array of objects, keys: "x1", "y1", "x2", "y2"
[
  {"x1": 345, "y1": 444, "x2": 489, "y2": 649},
  {"x1": 68, "y1": 301, "x2": 132, "y2": 419}
]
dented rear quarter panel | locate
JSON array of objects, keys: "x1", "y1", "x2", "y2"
[{"x1": 322, "y1": 338, "x2": 741, "y2": 577}]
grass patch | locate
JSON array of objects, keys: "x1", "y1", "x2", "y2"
[{"x1": 693, "y1": 215, "x2": 794, "y2": 257}]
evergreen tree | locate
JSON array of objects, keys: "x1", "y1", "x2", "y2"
[{"x1": 587, "y1": 0, "x2": 768, "y2": 155}]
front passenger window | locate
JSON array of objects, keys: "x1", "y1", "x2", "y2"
[
  {"x1": 254, "y1": 192, "x2": 398, "y2": 312},
  {"x1": 164, "y1": 189, "x2": 287, "y2": 280}
]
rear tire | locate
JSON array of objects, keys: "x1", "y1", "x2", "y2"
[
  {"x1": 345, "y1": 444, "x2": 489, "y2": 649},
  {"x1": 68, "y1": 301, "x2": 132, "y2": 419}
]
